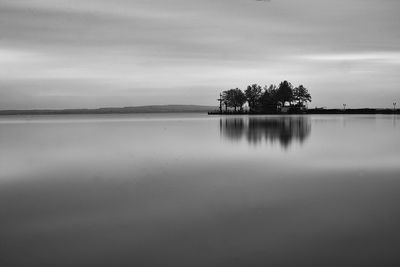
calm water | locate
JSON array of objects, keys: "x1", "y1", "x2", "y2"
[{"x1": 1, "y1": 114, "x2": 400, "y2": 266}]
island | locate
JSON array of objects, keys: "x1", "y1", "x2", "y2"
[{"x1": 209, "y1": 81, "x2": 399, "y2": 115}]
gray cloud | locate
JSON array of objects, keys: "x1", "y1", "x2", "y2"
[{"x1": 0, "y1": 0, "x2": 399, "y2": 109}]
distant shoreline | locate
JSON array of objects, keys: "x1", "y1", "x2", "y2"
[
  {"x1": 0, "y1": 105, "x2": 216, "y2": 116},
  {"x1": 208, "y1": 108, "x2": 399, "y2": 115}
]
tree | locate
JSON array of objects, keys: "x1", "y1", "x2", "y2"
[
  {"x1": 231, "y1": 88, "x2": 247, "y2": 112},
  {"x1": 276, "y1": 80, "x2": 294, "y2": 106},
  {"x1": 260, "y1": 84, "x2": 279, "y2": 112},
  {"x1": 293, "y1": 85, "x2": 312, "y2": 107},
  {"x1": 222, "y1": 88, "x2": 246, "y2": 112},
  {"x1": 222, "y1": 91, "x2": 229, "y2": 112},
  {"x1": 245, "y1": 84, "x2": 262, "y2": 113},
  {"x1": 265, "y1": 84, "x2": 278, "y2": 98}
]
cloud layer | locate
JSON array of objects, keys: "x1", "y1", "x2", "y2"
[{"x1": 0, "y1": 0, "x2": 399, "y2": 109}]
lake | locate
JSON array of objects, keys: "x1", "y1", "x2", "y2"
[{"x1": 1, "y1": 114, "x2": 400, "y2": 266}]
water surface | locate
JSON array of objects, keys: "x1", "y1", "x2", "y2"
[{"x1": 1, "y1": 114, "x2": 399, "y2": 266}]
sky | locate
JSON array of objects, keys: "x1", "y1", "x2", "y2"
[{"x1": 0, "y1": 0, "x2": 399, "y2": 109}]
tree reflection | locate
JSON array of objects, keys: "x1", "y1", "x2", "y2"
[{"x1": 220, "y1": 116, "x2": 311, "y2": 148}]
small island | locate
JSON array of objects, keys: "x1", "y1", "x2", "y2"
[{"x1": 209, "y1": 80, "x2": 399, "y2": 115}]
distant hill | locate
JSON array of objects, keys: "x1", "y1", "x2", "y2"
[{"x1": 0, "y1": 105, "x2": 218, "y2": 115}]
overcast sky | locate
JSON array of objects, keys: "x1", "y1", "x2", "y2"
[{"x1": 0, "y1": 0, "x2": 399, "y2": 109}]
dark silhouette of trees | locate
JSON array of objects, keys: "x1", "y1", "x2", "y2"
[
  {"x1": 234, "y1": 88, "x2": 247, "y2": 111},
  {"x1": 222, "y1": 88, "x2": 247, "y2": 112},
  {"x1": 221, "y1": 91, "x2": 229, "y2": 112},
  {"x1": 293, "y1": 85, "x2": 312, "y2": 107},
  {"x1": 230, "y1": 88, "x2": 246, "y2": 111},
  {"x1": 276, "y1": 80, "x2": 294, "y2": 107},
  {"x1": 217, "y1": 80, "x2": 311, "y2": 114},
  {"x1": 265, "y1": 84, "x2": 278, "y2": 97},
  {"x1": 245, "y1": 84, "x2": 263, "y2": 113},
  {"x1": 260, "y1": 84, "x2": 279, "y2": 113},
  {"x1": 221, "y1": 91, "x2": 230, "y2": 112}
]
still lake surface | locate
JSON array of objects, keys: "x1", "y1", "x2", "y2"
[{"x1": 1, "y1": 113, "x2": 400, "y2": 266}]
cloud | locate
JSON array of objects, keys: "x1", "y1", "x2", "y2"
[
  {"x1": 0, "y1": 0, "x2": 399, "y2": 109},
  {"x1": 0, "y1": 48, "x2": 43, "y2": 63},
  {"x1": 300, "y1": 52, "x2": 400, "y2": 65}
]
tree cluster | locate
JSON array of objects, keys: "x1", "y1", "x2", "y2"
[{"x1": 221, "y1": 81, "x2": 311, "y2": 113}]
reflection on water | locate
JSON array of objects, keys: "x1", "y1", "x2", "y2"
[
  {"x1": 220, "y1": 116, "x2": 311, "y2": 148},
  {"x1": 1, "y1": 114, "x2": 400, "y2": 266}
]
